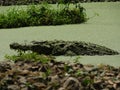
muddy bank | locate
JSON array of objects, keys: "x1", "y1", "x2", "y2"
[
  {"x1": 0, "y1": 59, "x2": 120, "y2": 90},
  {"x1": 10, "y1": 40, "x2": 119, "y2": 56}
]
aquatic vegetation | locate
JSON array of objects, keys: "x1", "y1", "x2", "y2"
[{"x1": 0, "y1": 2, "x2": 87, "y2": 28}]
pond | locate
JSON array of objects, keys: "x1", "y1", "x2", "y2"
[{"x1": 0, "y1": 2, "x2": 120, "y2": 67}]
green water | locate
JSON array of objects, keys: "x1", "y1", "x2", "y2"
[{"x1": 0, "y1": 2, "x2": 120, "y2": 67}]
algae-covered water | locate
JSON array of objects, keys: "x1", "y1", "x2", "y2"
[{"x1": 0, "y1": 2, "x2": 120, "y2": 66}]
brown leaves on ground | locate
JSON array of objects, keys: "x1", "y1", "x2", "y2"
[{"x1": 0, "y1": 59, "x2": 120, "y2": 90}]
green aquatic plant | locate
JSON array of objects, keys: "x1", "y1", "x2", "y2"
[
  {"x1": 0, "y1": 2, "x2": 87, "y2": 28},
  {"x1": 75, "y1": 70, "x2": 81, "y2": 76},
  {"x1": 5, "y1": 50, "x2": 53, "y2": 64},
  {"x1": 73, "y1": 56, "x2": 81, "y2": 63},
  {"x1": 82, "y1": 77, "x2": 93, "y2": 86},
  {"x1": 64, "y1": 64, "x2": 71, "y2": 72},
  {"x1": 42, "y1": 68, "x2": 52, "y2": 79}
]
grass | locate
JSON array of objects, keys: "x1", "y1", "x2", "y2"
[{"x1": 5, "y1": 50, "x2": 53, "y2": 63}]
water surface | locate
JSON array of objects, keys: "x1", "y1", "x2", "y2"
[{"x1": 0, "y1": 2, "x2": 120, "y2": 67}]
